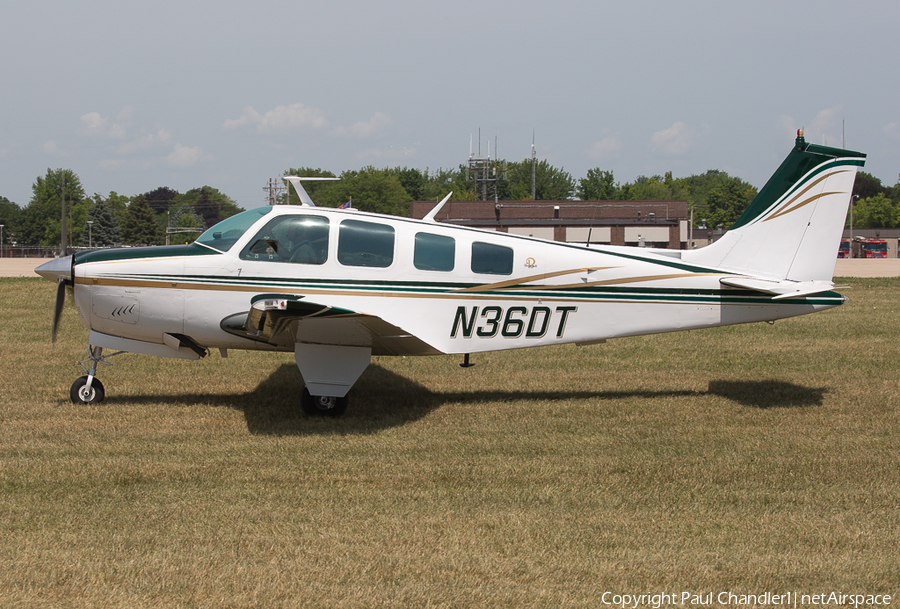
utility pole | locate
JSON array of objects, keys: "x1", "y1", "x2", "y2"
[
  {"x1": 263, "y1": 178, "x2": 286, "y2": 205},
  {"x1": 60, "y1": 177, "x2": 67, "y2": 257}
]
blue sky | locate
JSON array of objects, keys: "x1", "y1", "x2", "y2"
[{"x1": 2, "y1": 0, "x2": 897, "y2": 209}]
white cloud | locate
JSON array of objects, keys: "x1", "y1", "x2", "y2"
[
  {"x1": 79, "y1": 107, "x2": 134, "y2": 139},
  {"x1": 586, "y1": 133, "x2": 623, "y2": 161},
  {"x1": 41, "y1": 140, "x2": 66, "y2": 156},
  {"x1": 780, "y1": 106, "x2": 843, "y2": 145},
  {"x1": 353, "y1": 145, "x2": 417, "y2": 163},
  {"x1": 650, "y1": 121, "x2": 693, "y2": 156},
  {"x1": 223, "y1": 103, "x2": 329, "y2": 133},
  {"x1": 883, "y1": 122, "x2": 900, "y2": 142},
  {"x1": 777, "y1": 114, "x2": 797, "y2": 137},
  {"x1": 98, "y1": 158, "x2": 126, "y2": 170},
  {"x1": 808, "y1": 105, "x2": 841, "y2": 138},
  {"x1": 332, "y1": 112, "x2": 392, "y2": 139},
  {"x1": 116, "y1": 127, "x2": 172, "y2": 155},
  {"x1": 166, "y1": 143, "x2": 203, "y2": 168}
]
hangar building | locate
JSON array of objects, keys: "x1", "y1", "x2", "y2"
[{"x1": 410, "y1": 199, "x2": 691, "y2": 250}]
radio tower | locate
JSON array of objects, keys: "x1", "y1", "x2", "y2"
[{"x1": 263, "y1": 178, "x2": 286, "y2": 205}]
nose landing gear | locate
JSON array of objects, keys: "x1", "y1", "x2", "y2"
[
  {"x1": 70, "y1": 345, "x2": 124, "y2": 405},
  {"x1": 71, "y1": 375, "x2": 105, "y2": 404}
]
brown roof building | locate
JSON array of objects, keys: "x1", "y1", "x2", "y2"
[{"x1": 410, "y1": 199, "x2": 691, "y2": 249}]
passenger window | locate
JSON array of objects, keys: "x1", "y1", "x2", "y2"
[
  {"x1": 414, "y1": 232, "x2": 455, "y2": 271},
  {"x1": 338, "y1": 220, "x2": 395, "y2": 268},
  {"x1": 239, "y1": 215, "x2": 329, "y2": 264},
  {"x1": 471, "y1": 241, "x2": 513, "y2": 275}
]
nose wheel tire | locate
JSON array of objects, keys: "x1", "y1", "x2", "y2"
[
  {"x1": 301, "y1": 387, "x2": 348, "y2": 417},
  {"x1": 70, "y1": 376, "x2": 105, "y2": 404}
]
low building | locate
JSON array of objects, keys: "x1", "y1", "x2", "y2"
[{"x1": 410, "y1": 199, "x2": 691, "y2": 249}]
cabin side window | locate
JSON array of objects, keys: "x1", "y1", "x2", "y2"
[
  {"x1": 239, "y1": 215, "x2": 329, "y2": 264},
  {"x1": 471, "y1": 241, "x2": 513, "y2": 275},
  {"x1": 195, "y1": 207, "x2": 272, "y2": 253},
  {"x1": 414, "y1": 232, "x2": 455, "y2": 272},
  {"x1": 338, "y1": 219, "x2": 395, "y2": 268}
]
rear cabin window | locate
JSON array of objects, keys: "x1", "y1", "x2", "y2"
[
  {"x1": 471, "y1": 241, "x2": 513, "y2": 275},
  {"x1": 414, "y1": 232, "x2": 455, "y2": 271},
  {"x1": 239, "y1": 215, "x2": 329, "y2": 264},
  {"x1": 338, "y1": 220, "x2": 395, "y2": 268}
]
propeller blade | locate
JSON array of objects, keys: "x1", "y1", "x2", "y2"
[{"x1": 52, "y1": 278, "x2": 67, "y2": 343}]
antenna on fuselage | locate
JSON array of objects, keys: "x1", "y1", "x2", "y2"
[
  {"x1": 424, "y1": 191, "x2": 453, "y2": 223},
  {"x1": 282, "y1": 176, "x2": 339, "y2": 207}
]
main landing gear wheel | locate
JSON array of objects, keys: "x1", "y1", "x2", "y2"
[
  {"x1": 70, "y1": 376, "x2": 105, "y2": 404},
  {"x1": 301, "y1": 387, "x2": 348, "y2": 418}
]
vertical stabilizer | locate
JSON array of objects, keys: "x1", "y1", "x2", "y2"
[{"x1": 684, "y1": 132, "x2": 866, "y2": 282}]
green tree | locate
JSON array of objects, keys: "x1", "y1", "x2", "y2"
[
  {"x1": 853, "y1": 171, "x2": 891, "y2": 203},
  {"x1": 393, "y1": 167, "x2": 428, "y2": 201},
  {"x1": 0, "y1": 196, "x2": 22, "y2": 249},
  {"x1": 504, "y1": 159, "x2": 574, "y2": 200},
  {"x1": 680, "y1": 170, "x2": 756, "y2": 227},
  {"x1": 20, "y1": 168, "x2": 87, "y2": 247},
  {"x1": 892, "y1": 174, "x2": 900, "y2": 205},
  {"x1": 142, "y1": 186, "x2": 180, "y2": 214},
  {"x1": 577, "y1": 169, "x2": 619, "y2": 200},
  {"x1": 121, "y1": 196, "x2": 164, "y2": 245},
  {"x1": 173, "y1": 186, "x2": 242, "y2": 228},
  {"x1": 853, "y1": 194, "x2": 896, "y2": 228},
  {"x1": 97, "y1": 191, "x2": 132, "y2": 229},
  {"x1": 282, "y1": 167, "x2": 338, "y2": 205},
  {"x1": 80, "y1": 200, "x2": 121, "y2": 247},
  {"x1": 618, "y1": 172, "x2": 690, "y2": 201},
  {"x1": 316, "y1": 167, "x2": 412, "y2": 216},
  {"x1": 421, "y1": 167, "x2": 471, "y2": 201},
  {"x1": 705, "y1": 181, "x2": 755, "y2": 229}
]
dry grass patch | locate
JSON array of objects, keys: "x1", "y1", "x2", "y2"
[{"x1": 1, "y1": 277, "x2": 898, "y2": 607}]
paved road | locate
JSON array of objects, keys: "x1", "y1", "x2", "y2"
[{"x1": 5, "y1": 257, "x2": 900, "y2": 278}]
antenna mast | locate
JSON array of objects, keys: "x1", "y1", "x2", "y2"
[
  {"x1": 467, "y1": 128, "x2": 500, "y2": 201},
  {"x1": 531, "y1": 129, "x2": 536, "y2": 201}
]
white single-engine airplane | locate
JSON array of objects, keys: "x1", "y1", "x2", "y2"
[{"x1": 38, "y1": 131, "x2": 865, "y2": 416}]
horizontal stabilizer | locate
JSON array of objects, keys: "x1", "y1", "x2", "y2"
[{"x1": 720, "y1": 277, "x2": 835, "y2": 299}]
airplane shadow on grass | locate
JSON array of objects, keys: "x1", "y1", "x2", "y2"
[{"x1": 101, "y1": 364, "x2": 827, "y2": 436}]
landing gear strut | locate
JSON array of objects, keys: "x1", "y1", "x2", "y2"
[
  {"x1": 301, "y1": 387, "x2": 348, "y2": 418},
  {"x1": 70, "y1": 345, "x2": 124, "y2": 405}
]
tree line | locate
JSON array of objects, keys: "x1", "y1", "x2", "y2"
[
  {"x1": 0, "y1": 169, "x2": 241, "y2": 249},
  {"x1": 1, "y1": 161, "x2": 897, "y2": 250}
]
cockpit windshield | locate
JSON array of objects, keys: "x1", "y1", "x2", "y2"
[{"x1": 194, "y1": 207, "x2": 272, "y2": 253}]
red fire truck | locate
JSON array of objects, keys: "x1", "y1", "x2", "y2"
[
  {"x1": 837, "y1": 239, "x2": 850, "y2": 258},
  {"x1": 856, "y1": 238, "x2": 889, "y2": 258}
]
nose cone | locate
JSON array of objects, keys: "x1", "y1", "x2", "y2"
[{"x1": 35, "y1": 255, "x2": 73, "y2": 283}]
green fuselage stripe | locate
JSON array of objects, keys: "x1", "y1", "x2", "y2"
[{"x1": 84, "y1": 272, "x2": 844, "y2": 307}]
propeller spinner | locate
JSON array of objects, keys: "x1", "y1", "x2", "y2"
[{"x1": 35, "y1": 256, "x2": 74, "y2": 343}]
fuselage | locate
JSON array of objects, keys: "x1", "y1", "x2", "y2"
[{"x1": 67, "y1": 205, "x2": 843, "y2": 357}]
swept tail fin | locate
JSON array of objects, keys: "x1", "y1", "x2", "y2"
[{"x1": 684, "y1": 131, "x2": 866, "y2": 282}]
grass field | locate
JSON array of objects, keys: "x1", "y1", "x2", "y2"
[{"x1": 1, "y1": 277, "x2": 898, "y2": 607}]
